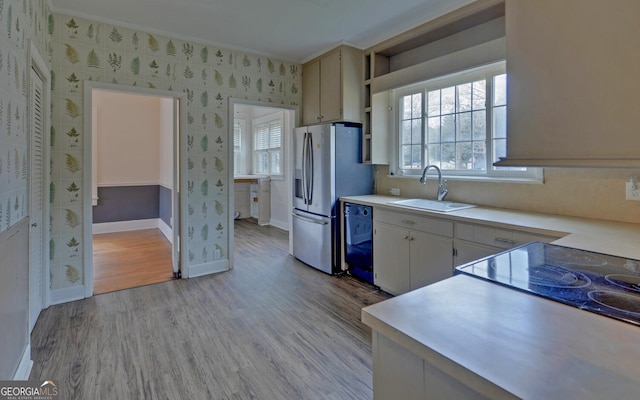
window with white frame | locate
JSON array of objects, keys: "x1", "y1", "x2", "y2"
[
  {"x1": 253, "y1": 118, "x2": 282, "y2": 176},
  {"x1": 233, "y1": 119, "x2": 243, "y2": 174},
  {"x1": 395, "y1": 62, "x2": 540, "y2": 181}
]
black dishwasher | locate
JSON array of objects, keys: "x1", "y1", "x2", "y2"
[{"x1": 344, "y1": 203, "x2": 374, "y2": 284}]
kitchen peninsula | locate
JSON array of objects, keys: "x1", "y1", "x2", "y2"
[{"x1": 343, "y1": 195, "x2": 640, "y2": 399}]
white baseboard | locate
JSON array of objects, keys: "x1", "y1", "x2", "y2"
[
  {"x1": 158, "y1": 219, "x2": 173, "y2": 243},
  {"x1": 92, "y1": 219, "x2": 159, "y2": 234},
  {"x1": 50, "y1": 286, "x2": 85, "y2": 305},
  {"x1": 93, "y1": 219, "x2": 173, "y2": 242},
  {"x1": 13, "y1": 345, "x2": 33, "y2": 380},
  {"x1": 186, "y1": 259, "x2": 229, "y2": 278},
  {"x1": 269, "y1": 219, "x2": 289, "y2": 231}
]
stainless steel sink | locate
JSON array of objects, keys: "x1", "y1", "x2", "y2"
[{"x1": 388, "y1": 198, "x2": 476, "y2": 212}]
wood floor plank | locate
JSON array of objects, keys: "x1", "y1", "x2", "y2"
[
  {"x1": 30, "y1": 219, "x2": 391, "y2": 399},
  {"x1": 93, "y1": 228, "x2": 174, "y2": 294}
]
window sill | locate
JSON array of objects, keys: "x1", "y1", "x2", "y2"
[{"x1": 387, "y1": 172, "x2": 544, "y2": 185}]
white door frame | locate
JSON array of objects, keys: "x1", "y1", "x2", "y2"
[
  {"x1": 28, "y1": 41, "x2": 51, "y2": 329},
  {"x1": 227, "y1": 98, "x2": 297, "y2": 266},
  {"x1": 82, "y1": 81, "x2": 187, "y2": 297}
]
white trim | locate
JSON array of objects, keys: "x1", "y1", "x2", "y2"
[
  {"x1": 158, "y1": 219, "x2": 173, "y2": 243},
  {"x1": 50, "y1": 286, "x2": 85, "y2": 305},
  {"x1": 186, "y1": 260, "x2": 230, "y2": 278},
  {"x1": 92, "y1": 218, "x2": 173, "y2": 241},
  {"x1": 390, "y1": 61, "x2": 543, "y2": 183},
  {"x1": 84, "y1": 81, "x2": 187, "y2": 298},
  {"x1": 92, "y1": 218, "x2": 163, "y2": 234},
  {"x1": 13, "y1": 346, "x2": 33, "y2": 380},
  {"x1": 28, "y1": 40, "x2": 52, "y2": 313},
  {"x1": 95, "y1": 181, "x2": 171, "y2": 187},
  {"x1": 269, "y1": 219, "x2": 289, "y2": 232}
]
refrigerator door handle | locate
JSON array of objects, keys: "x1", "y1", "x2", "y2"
[
  {"x1": 292, "y1": 212, "x2": 328, "y2": 225},
  {"x1": 301, "y1": 131, "x2": 309, "y2": 204},
  {"x1": 306, "y1": 131, "x2": 314, "y2": 204}
]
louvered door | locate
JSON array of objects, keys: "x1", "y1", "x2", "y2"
[{"x1": 29, "y1": 66, "x2": 45, "y2": 332}]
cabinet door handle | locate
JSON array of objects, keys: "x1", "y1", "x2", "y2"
[
  {"x1": 401, "y1": 220, "x2": 415, "y2": 225},
  {"x1": 494, "y1": 237, "x2": 517, "y2": 245},
  {"x1": 408, "y1": 236, "x2": 414, "y2": 241},
  {"x1": 403, "y1": 235, "x2": 410, "y2": 240}
]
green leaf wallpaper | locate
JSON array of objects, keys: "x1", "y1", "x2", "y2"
[
  {"x1": 0, "y1": 0, "x2": 49, "y2": 236},
  {"x1": 44, "y1": 12, "x2": 301, "y2": 290}
]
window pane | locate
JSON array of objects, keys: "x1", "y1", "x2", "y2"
[
  {"x1": 473, "y1": 142, "x2": 487, "y2": 170},
  {"x1": 411, "y1": 145, "x2": 422, "y2": 169},
  {"x1": 427, "y1": 117, "x2": 440, "y2": 143},
  {"x1": 412, "y1": 119, "x2": 422, "y2": 143},
  {"x1": 256, "y1": 151, "x2": 268, "y2": 174},
  {"x1": 493, "y1": 138, "x2": 506, "y2": 164},
  {"x1": 412, "y1": 94, "x2": 422, "y2": 118},
  {"x1": 271, "y1": 151, "x2": 281, "y2": 174},
  {"x1": 401, "y1": 120, "x2": 412, "y2": 144},
  {"x1": 457, "y1": 141, "x2": 472, "y2": 170},
  {"x1": 457, "y1": 83, "x2": 472, "y2": 112},
  {"x1": 493, "y1": 74, "x2": 507, "y2": 106},
  {"x1": 441, "y1": 86, "x2": 455, "y2": 114},
  {"x1": 493, "y1": 105, "x2": 506, "y2": 139},
  {"x1": 441, "y1": 115, "x2": 455, "y2": 142},
  {"x1": 472, "y1": 111, "x2": 486, "y2": 140},
  {"x1": 427, "y1": 144, "x2": 441, "y2": 167},
  {"x1": 472, "y1": 80, "x2": 486, "y2": 110},
  {"x1": 427, "y1": 90, "x2": 440, "y2": 117},
  {"x1": 457, "y1": 112, "x2": 472, "y2": 141},
  {"x1": 401, "y1": 145, "x2": 413, "y2": 169},
  {"x1": 402, "y1": 96, "x2": 413, "y2": 120},
  {"x1": 441, "y1": 143, "x2": 456, "y2": 169}
]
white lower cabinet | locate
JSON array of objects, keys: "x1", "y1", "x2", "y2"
[
  {"x1": 454, "y1": 240, "x2": 503, "y2": 268},
  {"x1": 373, "y1": 209, "x2": 453, "y2": 295},
  {"x1": 373, "y1": 331, "x2": 488, "y2": 400},
  {"x1": 372, "y1": 209, "x2": 562, "y2": 295},
  {"x1": 454, "y1": 221, "x2": 560, "y2": 267}
]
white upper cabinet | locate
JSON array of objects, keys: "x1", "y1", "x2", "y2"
[
  {"x1": 302, "y1": 45, "x2": 362, "y2": 126},
  {"x1": 496, "y1": 0, "x2": 640, "y2": 168}
]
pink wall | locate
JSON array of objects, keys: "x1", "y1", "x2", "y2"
[{"x1": 93, "y1": 91, "x2": 172, "y2": 187}]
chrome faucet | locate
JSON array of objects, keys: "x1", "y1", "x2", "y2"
[{"x1": 420, "y1": 165, "x2": 448, "y2": 201}]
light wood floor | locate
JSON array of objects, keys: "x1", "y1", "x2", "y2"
[
  {"x1": 30, "y1": 219, "x2": 391, "y2": 399},
  {"x1": 93, "y1": 228, "x2": 174, "y2": 295}
]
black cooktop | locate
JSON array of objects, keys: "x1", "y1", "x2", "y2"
[{"x1": 455, "y1": 242, "x2": 640, "y2": 326}]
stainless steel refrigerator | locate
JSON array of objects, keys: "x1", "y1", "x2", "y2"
[{"x1": 292, "y1": 123, "x2": 372, "y2": 274}]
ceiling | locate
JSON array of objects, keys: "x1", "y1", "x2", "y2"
[{"x1": 50, "y1": 0, "x2": 476, "y2": 63}]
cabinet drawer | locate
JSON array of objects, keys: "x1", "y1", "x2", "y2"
[
  {"x1": 455, "y1": 222, "x2": 557, "y2": 249},
  {"x1": 375, "y1": 209, "x2": 453, "y2": 238}
]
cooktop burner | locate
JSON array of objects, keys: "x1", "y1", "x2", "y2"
[{"x1": 455, "y1": 242, "x2": 640, "y2": 326}]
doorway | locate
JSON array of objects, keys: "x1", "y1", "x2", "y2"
[
  {"x1": 83, "y1": 82, "x2": 187, "y2": 296},
  {"x1": 229, "y1": 99, "x2": 296, "y2": 266}
]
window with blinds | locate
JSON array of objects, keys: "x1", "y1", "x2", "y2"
[
  {"x1": 253, "y1": 119, "x2": 282, "y2": 176},
  {"x1": 233, "y1": 119, "x2": 242, "y2": 174}
]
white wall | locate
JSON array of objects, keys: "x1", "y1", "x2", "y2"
[{"x1": 93, "y1": 91, "x2": 162, "y2": 186}]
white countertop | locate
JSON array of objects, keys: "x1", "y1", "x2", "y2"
[
  {"x1": 362, "y1": 275, "x2": 640, "y2": 399},
  {"x1": 234, "y1": 174, "x2": 269, "y2": 180},
  {"x1": 341, "y1": 194, "x2": 640, "y2": 260},
  {"x1": 349, "y1": 194, "x2": 640, "y2": 398}
]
